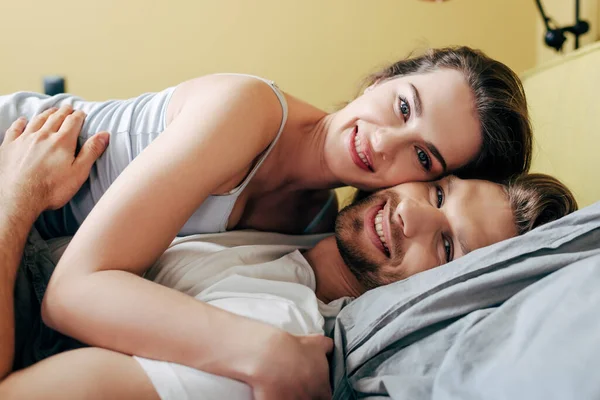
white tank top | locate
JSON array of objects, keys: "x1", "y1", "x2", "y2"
[{"x1": 0, "y1": 75, "x2": 288, "y2": 237}]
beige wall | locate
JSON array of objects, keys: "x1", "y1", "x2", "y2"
[
  {"x1": 0, "y1": 0, "x2": 537, "y2": 108},
  {"x1": 535, "y1": 0, "x2": 599, "y2": 65},
  {"x1": 523, "y1": 43, "x2": 600, "y2": 207},
  {"x1": 528, "y1": 0, "x2": 600, "y2": 207}
]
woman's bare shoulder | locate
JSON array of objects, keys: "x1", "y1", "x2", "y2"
[{"x1": 166, "y1": 74, "x2": 284, "y2": 130}]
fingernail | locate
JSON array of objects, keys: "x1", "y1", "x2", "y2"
[{"x1": 99, "y1": 134, "x2": 110, "y2": 147}]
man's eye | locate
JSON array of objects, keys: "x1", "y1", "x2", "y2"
[
  {"x1": 443, "y1": 236, "x2": 453, "y2": 263},
  {"x1": 399, "y1": 96, "x2": 411, "y2": 121},
  {"x1": 436, "y1": 185, "x2": 444, "y2": 208},
  {"x1": 416, "y1": 148, "x2": 431, "y2": 172}
]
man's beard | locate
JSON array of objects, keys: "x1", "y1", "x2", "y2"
[{"x1": 334, "y1": 190, "x2": 402, "y2": 291}]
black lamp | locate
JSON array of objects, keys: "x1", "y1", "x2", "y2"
[{"x1": 535, "y1": 0, "x2": 590, "y2": 52}]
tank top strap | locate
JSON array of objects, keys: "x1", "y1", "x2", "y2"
[{"x1": 214, "y1": 73, "x2": 288, "y2": 196}]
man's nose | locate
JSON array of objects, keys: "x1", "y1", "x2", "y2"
[{"x1": 395, "y1": 198, "x2": 440, "y2": 238}]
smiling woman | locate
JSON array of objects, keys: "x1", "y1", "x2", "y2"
[
  {"x1": 359, "y1": 47, "x2": 532, "y2": 182},
  {"x1": 0, "y1": 48, "x2": 532, "y2": 239},
  {"x1": 329, "y1": 68, "x2": 480, "y2": 189}
]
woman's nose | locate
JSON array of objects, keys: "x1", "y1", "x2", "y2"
[{"x1": 372, "y1": 125, "x2": 408, "y2": 157}]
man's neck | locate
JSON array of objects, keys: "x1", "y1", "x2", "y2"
[{"x1": 303, "y1": 236, "x2": 364, "y2": 303}]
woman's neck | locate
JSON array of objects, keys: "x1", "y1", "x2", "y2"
[{"x1": 255, "y1": 94, "x2": 342, "y2": 193}]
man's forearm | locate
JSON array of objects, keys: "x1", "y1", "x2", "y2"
[
  {"x1": 0, "y1": 199, "x2": 38, "y2": 380},
  {"x1": 0, "y1": 106, "x2": 109, "y2": 382}
]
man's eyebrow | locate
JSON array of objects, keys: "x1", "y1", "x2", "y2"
[
  {"x1": 447, "y1": 176, "x2": 472, "y2": 256},
  {"x1": 447, "y1": 175, "x2": 456, "y2": 196},
  {"x1": 457, "y1": 234, "x2": 472, "y2": 257}
]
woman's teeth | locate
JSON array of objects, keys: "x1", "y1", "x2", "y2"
[
  {"x1": 354, "y1": 134, "x2": 371, "y2": 170},
  {"x1": 375, "y1": 209, "x2": 389, "y2": 254}
]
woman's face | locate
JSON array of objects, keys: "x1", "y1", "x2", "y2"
[{"x1": 325, "y1": 68, "x2": 482, "y2": 190}]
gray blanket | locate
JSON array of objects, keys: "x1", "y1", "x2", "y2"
[{"x1": 331, "y1": 201, "x2": 600, "y2": 400}]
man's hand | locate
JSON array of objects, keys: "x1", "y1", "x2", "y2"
[
  {"x1": 0, "y1": 105, "x2": 109, "y2": 219},
  {"x1": 251, "y1": 333, "x2": 334, "y2": 400},
  {"x1": 0, "y1": 105, "x2": 108, "y2": 380}
]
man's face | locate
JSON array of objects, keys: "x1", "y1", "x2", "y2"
[{"x1": 335, "y1": 176, "x2": 517, "y2": 290}]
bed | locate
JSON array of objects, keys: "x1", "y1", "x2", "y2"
[{"x1": 330, "y1": 43, "x2": 600, "y2": 399}]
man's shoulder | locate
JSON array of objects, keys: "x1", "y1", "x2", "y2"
[{"x1": 147, "y1": 231, "x2": 324, "y2": 296}]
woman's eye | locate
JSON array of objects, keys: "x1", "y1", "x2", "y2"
[
  {"x1": 436, "y1": 186, "x2": 444, "y2": 208},
  {"x1": 443, "y1": 236, "x2": 453, "y2": 263},
  {"x1": 416, "y1": 148, "x2": 431, "y2": 171},
  {"x1": 398, "y1": 96, "x2": 411, "y2": 121}
]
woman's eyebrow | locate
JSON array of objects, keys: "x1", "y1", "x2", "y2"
[
  {"x1": 410, "y1": 83, "x2": 447, "y2": 172},
  {"x1": 409, "y1": 83, "x2": 423, "y2": 117},
  {"x1": 425, "y1": 141, "x2": 447, "y2": 173}
]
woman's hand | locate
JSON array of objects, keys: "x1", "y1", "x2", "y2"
[
  {"x1": 251, "y1": 334, "x2": 334, "y2": 400},
  {"x1": 0, "y1": 105, "x2": 109, "y2": 217}
]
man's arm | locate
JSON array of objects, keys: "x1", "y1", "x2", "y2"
[
  {"x1": 0, "y1": 106, "x2": 108, "y2": 380},
  {"x1": 0, "y1": 183, "x2": 37, "y2": 380}
]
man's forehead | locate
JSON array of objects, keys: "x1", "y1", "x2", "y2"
[{"x1": 450, "y1": 178, "x2": 514, "y2": 257}]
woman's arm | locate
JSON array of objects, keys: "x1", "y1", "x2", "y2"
[
  {"x1": 41, "y1": 75, "x2": 332, "y2": 399},
  {"x1": 0, "y1": 348, "x2": 158, "y2": 400}
]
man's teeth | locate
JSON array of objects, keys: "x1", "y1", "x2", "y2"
[
  {"x1": 375, "y1": 209, "x2": 389, "y2": 254},
  {"x1": 354, "y1": 134, "x2": 371, "y2": 168}
]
